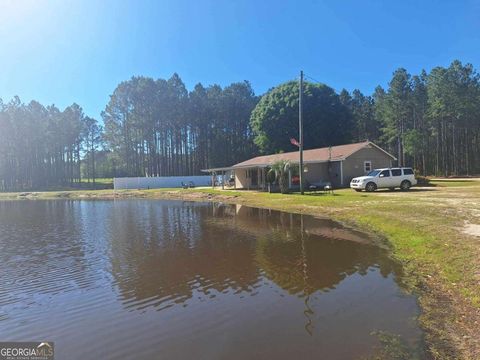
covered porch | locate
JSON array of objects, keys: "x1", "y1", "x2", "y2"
[
  {"x1": 234, "y1": 166, "x2": 269, "y2": 190},
  {"x1": 203, "y1": 160, "x2": 344, "y2": 191},
  {"x1": 201, "y1": 166, "x2": 270, "y2": 190}
]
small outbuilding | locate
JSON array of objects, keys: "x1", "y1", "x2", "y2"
[{"x1": 203, "y1": 141, "x2": 396, "y2": 190}]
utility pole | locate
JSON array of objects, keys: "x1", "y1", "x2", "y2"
[{"x1": 299, "y1": 70, "x2": 304, "y2": 195}]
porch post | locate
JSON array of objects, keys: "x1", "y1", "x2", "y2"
[
  {"x1": 340, "y1": 161, "x2": 344, "y2": 186},
  {"x1": 258, "y1": 167, "x2": 261, "y2": 190},
  {"x1": 222, "y1": 170, "x2": 225, "y2": 190},
  {"x1": 262, "y1": 168, "x2": 266, "y2": 190}
]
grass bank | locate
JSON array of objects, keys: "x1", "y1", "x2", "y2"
[{"x1": 1, "y1": 180, "x2": 479, "y2": 358}]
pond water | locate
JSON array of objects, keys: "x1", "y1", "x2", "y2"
[{"x1": 0, "y1": 200, "x2": 424, "y2": 359}]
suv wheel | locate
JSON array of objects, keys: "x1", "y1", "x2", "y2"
[
  {"x1": 365, "y1": 182, "x2": 377, "y2": 192},
  {"x1": 400, "y1": 180, "x2": 411, "y2": 191}
]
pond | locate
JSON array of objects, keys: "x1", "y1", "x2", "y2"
[{"x1": 0, "y1": 200, "x2": 424, "y2": 359}]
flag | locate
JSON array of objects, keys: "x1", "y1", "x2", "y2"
[{"x1": 290, "y1": 138, "x2": 300, "y2": 147}]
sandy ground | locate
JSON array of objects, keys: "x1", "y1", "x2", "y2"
[{"x1": 463, "y1": 223, "x2": 480, "y2": 237}]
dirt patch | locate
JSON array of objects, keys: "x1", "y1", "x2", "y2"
[{"x1": 463, "y1": 223, "x2": 480, "y2": 237}]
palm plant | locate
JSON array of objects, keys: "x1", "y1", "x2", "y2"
[{"x1": 268, "y1": 160, "x2": 291, "y2": 194}]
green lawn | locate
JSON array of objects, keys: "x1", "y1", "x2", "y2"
[
  {"x1": 79, "y1": 177, "x2": 113, "y2": 184},
  {"x1": 430, "y1": 179, "x2": 480, "y2": 187}
]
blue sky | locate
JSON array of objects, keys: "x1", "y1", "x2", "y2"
[{"x1": 0, "y1": 0, "x2": 479, "y2": 119}]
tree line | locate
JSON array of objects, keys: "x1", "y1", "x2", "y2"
[
  {"x1": 0, "y1": 74, "x2": 257, "y2": 191},
  {"x1": 253, "y1": 60, "x2": 480, "y2": 177},
  {"x1": 340, "y1": 60, "x2": 480, "y2": 176},
  {"x1": 0, "y1": 98, "x2": 101, "y2": 191},
  {"x1": 1, "y1": 60, "x2": 479, "y2": 191},
  {"x1": 102, "y1": 74, "x2": 257, "y2": 178}
]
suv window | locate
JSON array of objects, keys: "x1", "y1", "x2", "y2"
[
  {"x1": 379, "y1": 170, "x2": 390, "y2": 177},
  {"x1": 391, "y1": 169, "x2": 402, "y2": 176},
  {"x1": 366, "y1": 170, "x2": 380, "y2": 177},
  {"x1": 403, "y1": 168, "x2": 414, "y2": 175}
]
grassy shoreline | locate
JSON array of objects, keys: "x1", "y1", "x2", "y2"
[{"x1": 1, "y1": 181, "x2": 480, "y2": 358}]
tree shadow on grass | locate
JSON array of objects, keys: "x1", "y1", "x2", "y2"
[
  {"x1": 303, "y1": 192, "x2": 339, "y2": 197},
  {"x1": 373, "y1": 188, "x2": 437, "y2": 193}
]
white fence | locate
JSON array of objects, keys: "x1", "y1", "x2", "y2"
[{"x1": 113, "y1": 176, "x2": 212, "y2": 190}]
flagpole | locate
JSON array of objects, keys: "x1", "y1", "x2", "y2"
[{"x1": 299, "y1": 70, "x2": 304, "y2": 195}]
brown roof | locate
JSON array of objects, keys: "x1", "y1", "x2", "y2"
[{"x1": 231, "y1": 141, "x2": 395, "y2": 168}]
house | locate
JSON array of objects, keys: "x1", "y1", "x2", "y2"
[{"x1": 203, "y1": 141, "x2": 396, "y2": 189}]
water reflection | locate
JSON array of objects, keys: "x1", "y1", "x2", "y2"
[
  {"x1": 107, "y1": 202, "x2": 261, "y2": 311},
  {"x1": 0, "y1": 200, "x2": 423, "y2": 360},
  {"x1": 108, "y1": 202, "x2": 399, "y2": 310}
]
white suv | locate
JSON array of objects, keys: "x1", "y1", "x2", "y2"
[{"x1": 350, "y1": 167, "x2": 417, "y2": 192}]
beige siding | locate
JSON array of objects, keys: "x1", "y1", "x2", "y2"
[
  {"x1": 235, "y1": 169, "x2": 250, "y2": 189},
  {"x1": 342, "y1": 147, "x2": 393, "y2": 184},
  {"x1": 234, "y1": 168, "x2": 265, "y2": 189}
]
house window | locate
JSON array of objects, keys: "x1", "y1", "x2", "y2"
[{"x1": 364, "y1": 161, "x2": 372, "y2": 173}]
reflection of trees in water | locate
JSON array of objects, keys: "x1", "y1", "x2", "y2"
[
  {"x1": 209, "y1": 204, "x2": 400, "y2": 295},
  {"x1": 108, "y1": 202, "x2": 260, "y2": 310},
  {"x1": 254, "y1": 230, "x2": 397, "y2": 296},
  {"x1": 108, "y1": 201, "x2": 400, "y2": 312},
  {"x1": 210, "y1": 204, "x2": 378, "y2": 245}
]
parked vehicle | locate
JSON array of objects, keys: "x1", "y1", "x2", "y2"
[
  {"x1": 350, "y1": 167, "x2": 417, "y2": 192},
  {"x1": 181, "y1": 181, "x2": 196, "y2": 189},
  {"x1": 308, "y1": 180, "x2": 332, "y2": 193}
]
